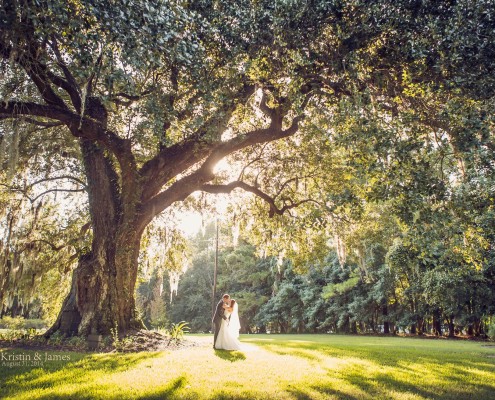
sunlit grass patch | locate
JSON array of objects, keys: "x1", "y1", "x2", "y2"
[
  {"x1": 1, "y1": 334, "x2": 494, "y2": 399},
  {"x1": 241, "y1": 334, "x2": 495, "y2": 399}
]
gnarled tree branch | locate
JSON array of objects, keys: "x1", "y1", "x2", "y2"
[
  {"x1": 48, "y1": 36, "x2": 83, "y2": 112},
  {"x1": 0, "y1": 100, "x2": 75, "y2": 123},
  {"x1": 138, "y1": 83, "x2": 256, "y2": 201},
  {"x1": 138, "y1": 111, "x2": 306, "y2": 228},
  {"x1": 200, "y1": 180, "x2": 316, "y2": 217}
]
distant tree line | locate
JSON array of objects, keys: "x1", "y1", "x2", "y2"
[{"x1": 137, "y1": 222, "x2": 495, "y2": 337}]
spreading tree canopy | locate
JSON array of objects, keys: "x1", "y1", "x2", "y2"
[{"x1": 1, "y1": 0, "x2": 494, "y2": 336}]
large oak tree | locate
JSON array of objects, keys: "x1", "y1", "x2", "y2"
[{"x1": 1, "y1": 0, "x2": 493, "y2": 336}]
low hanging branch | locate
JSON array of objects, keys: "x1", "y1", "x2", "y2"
[
  {"x1": 0, "y1": 179, "x2": 86, "y2": 204},
  {"x1": 27, "y1": 175, "x2": 87, "y2": 189}
]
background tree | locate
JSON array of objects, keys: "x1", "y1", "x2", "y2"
[{"x1": 0, "y1": 184, "x2": 87, "y2": 323}]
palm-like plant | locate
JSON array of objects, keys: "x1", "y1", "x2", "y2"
[{"x1": 167, "y1": 321, "x2": 190, "y2": 345}]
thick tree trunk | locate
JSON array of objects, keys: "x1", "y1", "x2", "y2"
[
  {"x1": 45, "y1": 229, "x2": 145, "y2": 337},
  {"x1": 46, "y1": 137, "x2": 145, "y2": 337}
]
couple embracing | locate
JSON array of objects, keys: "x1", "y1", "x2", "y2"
[{"x1": 212, "y1": 293, "x2": 241, "y2": 350}]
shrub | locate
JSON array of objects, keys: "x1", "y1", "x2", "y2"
[
  {"x1": 66, "y1": 335, "x2": 88, "y2": 350},
  {"x1": 47, "y1": 332, "x2": 64, "y2": 345},
  {"x1": 0, "y1": 329, "x2": 23, "y2": 342},
  {"x1": 0, "y1": 316, "x2": 25, "y2": 330},
  {"x1": 167, "y1": 321, "x2": 190, "y2": 345},
  {"x1": 23, "y1": 319, "x2": 48, "y2": 330},
  {"x1": 0, "y1": 317, "x2": 47, "y2": 330}
]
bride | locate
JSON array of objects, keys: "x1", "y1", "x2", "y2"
[{"x1": 215, "y1": 299, "x2": 241, "y2": 350}]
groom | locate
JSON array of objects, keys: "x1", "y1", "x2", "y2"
[{"x1": 212, "y1": 293, "x2": 230, "y2": 349}]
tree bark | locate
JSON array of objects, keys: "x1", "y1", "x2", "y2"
[{"x1": 45, "y1": 233, "x2": 144, "y2": 337}]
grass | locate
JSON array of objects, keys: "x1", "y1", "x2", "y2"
[{"x1": 0, "y1": 334, "x2": 494, "y2": 399}]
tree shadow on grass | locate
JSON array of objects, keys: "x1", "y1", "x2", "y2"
[
  {"x1": 287, "y1": 385, "x2": 361, "y2": 400},
  {"x1": 254, "y1": 338, "x2": 495, "y2": 370},
  {"x1": 344, "y1": 371, "x2": 437, "y2": 399},
  {"x1": 15, "y1": 375, "x2": 189, "y2": 400},
  {"x1": 0, "y1": 350, "x2": 162, "y2": 400},
  {"x1": 293, "y1": 371, "x2": 495, "y2": 400},
  {"x1": 253, "y1": 338, "x2": 495, "y2": 400},
  {"x1": 214, "y1": 349, "x2": 246, "y2": 362},
  {"x1": 264, "y1": 347, "x2": 322, "y2": 361},
  {"x1": 133, "y1": 376, "x2": 188, "y2": 400},
  {"x1": 210, "y1": 392, "x2": 257, "y2": 400},
  {"x1": 286, "y1": 376, "x2": 491, "y2": 400}
]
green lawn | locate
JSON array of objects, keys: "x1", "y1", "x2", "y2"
[{"x1": 1, "y1": 334, "x2": 494, "y2": 399}]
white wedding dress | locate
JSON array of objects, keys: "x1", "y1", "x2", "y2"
[{"x1": 215, "y1": 302, "x2": 241, "y2": 350}]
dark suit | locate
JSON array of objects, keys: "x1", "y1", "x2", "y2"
[{"x1": 212, "y1": 299, "x2": 228, "y2": 348}]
